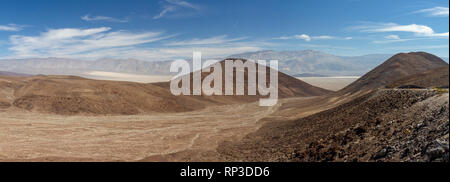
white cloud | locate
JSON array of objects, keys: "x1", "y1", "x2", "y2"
[
  {"x1": 153, "y1": 6, "x2": 177, "y2": 19},
  {"x1": 372, "y1": 24, "x2": 432, "y2": 35},
  {"x1": 277, "y1": 34, "x2": 349, "y2": 41},
  {"x1": 8, "y1": 27, "x2": 174, "y2": 58},
  {"x1": 372, "y1": 34, "x2": 448, "y2": 44},
  {"x1": 278, "y1": 34, "x2": 311, "y2": 41},
  {"x1": 311, "y1": 35, "x2": 335, "y2": 40},
  {"x1": 0, "y1": 24, "x2": 23, "y2": 31},
  {"x1": 81, "y1": 15, "x2": 129, "y2": 23},
  {"x1": 384, "y1": 35, "x2": 400, "y2": 40},
  {"x1": 373, "y1": 35, "x2": 410, "y2": 44},
  {"x1": 355, "y1": 23, "x2": 449, "y2": 38},
  {"x1": 5, "y1": 27, "x2": 262, "y2": 61},
  {"x1": 372, "y1": 34, "x2": 407, "y2": 43},
  {"x1": 415, "y1": 7, "x2": 449, "y2": 17},
  {"x1": 153, "y1": 0, "x2": 200, "y2": 19},
  {"x1": 165, "y1": 35, "x2": 247, "y2": 46},
  {"x1": 294, "y1": 34, "x2": 311, "y2": 41},
  {"x1": 166, "y1": 0, "x2": 199, "y2": 9}
]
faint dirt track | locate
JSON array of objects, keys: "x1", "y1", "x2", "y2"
[{"x1": 0, "y1": 100, "x2": 283, "y2": 161}]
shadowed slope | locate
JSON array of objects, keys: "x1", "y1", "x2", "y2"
[
  {"x1": 7, "y1": 75, "x2": 210, "y2": 115},
  {"x1": 386, "y1": 66, "x2": 449, "y2": 88}
]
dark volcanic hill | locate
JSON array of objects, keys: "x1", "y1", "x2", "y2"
[
  {"x1": 338, "y1": 52, "x2": 449, "y2": 94},
  {"x1": 386, "y1": 66, "x2": 449, "y2": 89}
]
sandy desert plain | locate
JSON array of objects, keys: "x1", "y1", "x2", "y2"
[{"x1": 0, "y1": 52, "x2": 448, "y2": 162}]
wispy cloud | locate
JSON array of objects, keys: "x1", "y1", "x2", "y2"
[
  {"x1": 153, "y1": 6, "x2": 177, "y2": 19},
  {"x1": 0, "y1": 24, "x2": 24, "y2": 31},
  {"x1": 4, "y1": 27, "x2": 262, "y2": 60},
  {"x1": 276, "y1": 34, "x2": 349, "y2": 41},
  {"x1": 353, "y1": 22, "x2": 449, "y2": 38},
  {"x1": 165, "y1": 35, "x2": 247, "y2": 46},
  {"x1": 166, "y1": 0, "x2": 199, "y2": 9},
  {"x1": 278, "y1": 34, "x2": 312, "y2": 41},
  {"x1": 372, "y1": 34, "x2": 412, "y2": 44},
  {"x1": 8, "y1": 27, "x2": 174, "y2": 59},
  {"x1": 414, "y1": 7, "x2": 449, "y2": 17},
  {"x1": 311, "y1": 35, "x2": 336, "y2": 40},
  {"x1": 81, "y1": 15, "x2": 129, "y2": 23},
  {"x1": 153, "y1": 0, "x2": 200, "y2": 19},
  {"x1": 384, "y1": 35, "x2": 400, "y2": 40}
]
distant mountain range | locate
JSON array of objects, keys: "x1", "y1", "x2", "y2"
[
  {"x1": 0, "y1": 57, "x2": 174, "y2": 76},
  {"x1": 0, "y1": 50, "x2": 447, "y2": 77},
  {"x1": 229, "y1": 50, "x2": 394, "y2": 76}
]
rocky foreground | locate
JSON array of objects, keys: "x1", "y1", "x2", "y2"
[
  {"x1": 292, "y1": 90, "x2": 449, "y2": 162},
  {"x1": 219, "y1": 89, "x2": 449, "y2": 162}
]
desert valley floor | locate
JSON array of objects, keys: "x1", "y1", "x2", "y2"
[
  {"x1": 0, "y1": 97, "x2": 327, "y2": 161},
  {"x1": 0, "y1": 52, "x2": 449, "y2": 162}
]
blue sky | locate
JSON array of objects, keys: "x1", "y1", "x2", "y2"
[{"x1": 0, "y1": 0, "x2": 448, "y2": 61}]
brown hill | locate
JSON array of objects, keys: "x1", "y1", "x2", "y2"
[
  {"x1": 386, "y1": 66, "x2": 449, "y2": 88},
  {"x1": 153, "y1": 59, "x2": 332, "y2": 98},
  {"x1": 338, "y1": 52, "x2": 448, "y2": 94},
  {"x1": 5, "y1": 75, "x2": 213, "y2": 115}
]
